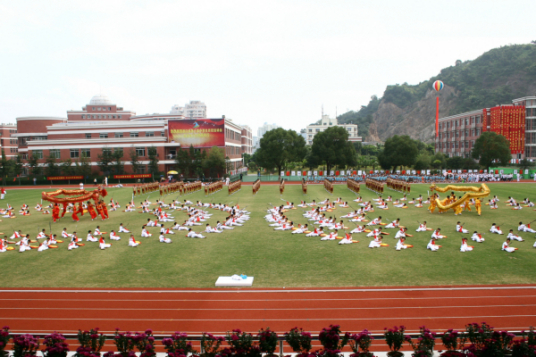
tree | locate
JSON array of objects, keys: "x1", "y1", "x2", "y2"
[
  {"x1": 76, "y1": 156, "x2": 92, "y2": 177},
  {"x1": 44, "y1": 155, "x2": 60, "y2": 177},
  {"x1": 175, "y1": 149, "x2": 191, "y2": 177},
  {"x1": 203, "y1": 146, "x2": 226, "y2": 178},
  {"x1": 471, "y1": 131, "x2": 511, "y2": 168},
  {"x1": 130, "y1": 149, "x2": 141, "y2": 174},
  {"x1": 242, "y1": 153, "x2": 252, "y2": 167},
  {"x1": 0, "y1": 150, "x2": 12, "y2": 183},
  {"x1": 113, "y1": 149, "x2": 124, "y2": 175},
  {"x1": 308, "y1": 127, "x2": 356, "y2": 174},
  {"x1": 414, "y1": 152, "x2": 432, "y2": 170},
  {"x1": 255, "y1": 128, "x2": 306, "y2": 178},
  {"x1": 147, "y1": 146, "x2": 159, "y2": 178},
  {"x1": 97, "y1": 148, "x2": 114, "y2": 175},
  {"x1": 378, "y1": 135, "x2": 419, "y2": 171},
  {"x1": 60, "y1": 158, "x2": 74, "y2": 175},
  {"x1": 28, "y1": 153, "x2": 42, "y2": 176},
  {"x1": 12, "y1": 155, "x2": 23, "y2": 177}
]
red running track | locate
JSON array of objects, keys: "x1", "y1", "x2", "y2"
[{"x1": 2, "y1": 285, "x2": 536, "y2": 335}]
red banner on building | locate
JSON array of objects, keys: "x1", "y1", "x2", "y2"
[
  {"x1": 168, "y1": 119, "x2": 225, "y2": 147},
  {"x1": 113, "y1": 174, "x2": 152, "y2": 179},
  {"x1": 488, "y1": 105, "x2": 525, "y2": 154},
  {"x1": 47, "y1": 176, "x2": 84, "y2": 181}
]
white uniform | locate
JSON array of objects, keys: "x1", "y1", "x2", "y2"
[
  {"x1": 427, "y1": 239, "x2": 440, "y2": 251},
  {"x1": 128, "y1": 237, "x2": 139, "y2": 247},
  {"x1": 17, "y1": 238, "x2": 32, "y2": 252},
  {"x1": 460, "y1": 241, "x2": 473, "y2": 252},
  {"x1": 110, "y1": 232, "x2": 121, "y2": 241},
  {"x1": 38, "y1": 240, "x2": 49, "y2": 252},
  {"x1": 187, "y1": 231, "x2": 205, "y2": 239},
  {"x1": 502, "y1": 242, "x2": 516, "y2": 253},
  {"x1": 99, "y1": 238, "x2": 111, "y2": 250},
  {"x1": 416, "y1": 224, "x2": 427, "y2": 232},
  {"x1": 205, "y1": 226, "x2": 222, "y2": 233},
  {"x1": 320, "y1": 232, "x2": 337, "y2": 241},
  {"x1": 385, "y1": 221, "x2": 399, "y2": 229},
  {"x1": 394, "y1": 229, "x2": 406, "y2": 239},
  {"x1": 141, "y1": 229, "x2": 152, "y2": 237},
  {"x1": 396, "y1": 240, "x2": 408, "y2": 251},
  {"x1": 471, "y1": 233, "x2": 485, "y2": 243},
  {"x1": 118, "y1": 226, "x2": 130, "y2": 233},
  {"x1": 368, "y1": 236, "x2": 382, "y2": 248},
  {"x1": 338, "y1": 235, "x2": 353, "y2": 245},
  {"x1": 518, "y1": 224, "x2": 536, "y2": 233},
  {"x1": 507, "y1": 232, "x2": 523, "y2": 242},
  {"x1": 159, "y1": 235, "x2": 172, "y2": 243},
  {"x1": 456, "y1": 225, "x2": 469, "y2": 234},
  {"x1": 87, "y1": 234, "x2": 98, "y2": 242},
  {"x1": 490, "y1": 226, "x2": 503, "y2": 234}
]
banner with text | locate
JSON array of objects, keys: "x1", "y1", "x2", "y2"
[
  {"x1": 47, "y1": 176, "x2": 84, "y2": 181},
  {"x1": 168, "y1": 119, "x2": 225, "y2": 148},
  {"x1": 113, "y1": 174, "x2": 152, "y2": 179}
]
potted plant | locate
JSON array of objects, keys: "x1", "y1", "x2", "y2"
[
  {"x1": 76, "y1": 328, "x2": 106, "y2": 357},
  {"x1": 226, "y1": 329, "x2": 260, "y2": 357},
  {"x1": 258, "y1": 328, "x2": 278, "y2": 357},
  {"x1": 110, "y1": 329, "x2": 136, "y2": 357},
  {"x1": 13, "y1": 334, "x2": 40, "y2": 357},
  {"x1": 0, "y1": 326, "x2": 10, "y2": 357},
  {"x1": 384, "y1": 326, "x2": 406, "y2": 357},
  {"x1": 318, "y1": 325, "x2": 350, "y2": 357},
  {"x1": 133, "y1": 330, "x2": 156, "y2": 357},
  {"x1": 349, "y1": 329, "x2": 374, "y2": 357},
  {"x1": 200, "y1": 333, "x2": 224, "y2": 357},
  {"x1": 42, "y1": 332, "x2": 70, "y2": 357},
  {"x1": 439, "y1": 329, "x2": 465, "y2": 357},
  {"x1": 163, "y1": 332, "x2": 197, "y2": 357},
  {"x1": 406, "y1": 327, "x2": 435, "y2": 357},
  {"x1": 284, "y1": 327, "x2": 313, "y2": 356}
]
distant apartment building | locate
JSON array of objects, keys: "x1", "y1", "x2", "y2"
[
  {"x1": 257, "y1": 122, "x2": 279, "y2": 139},
  {"x1": 435, "y1": 96, "x2": 535, "y2": 161},
  {"x1": 305, "y1": 115, "x2": 362, "y2": 145},
  {"x1": 170, "y1": 100, "x2": 207, "y2": 119}
]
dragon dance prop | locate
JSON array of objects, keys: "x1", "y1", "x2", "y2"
[
  {"x1": 430, "y1": 183, "x2": 490, "y2": 211},
  {"x1": 41, "y1": 187, "x2": 108, "y2": 205}
]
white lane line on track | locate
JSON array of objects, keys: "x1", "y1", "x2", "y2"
[
  {"x1": 0, "y1": 294, "x2": 535, "y2": 302},
  {"x1": 1, "y1": 286, "x2": 536, "y2": 293},
  {"x1": 2, "y1": 315, "x2": 536, "y2": 322},
  {"x1": 1, "y1": 303, "x2": 536, "y2": 312}
]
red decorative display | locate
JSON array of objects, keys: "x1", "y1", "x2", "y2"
[
  {"x1": 168, "y1": 119, "x2": 225, "y2": 147},
  {"x1": 47, "y1": 176, "x2": 84, "y2": 181},
  {"x1": 489, "y1": 105, "x2": 525, "y2": 154},
  {"x1": 113, "y1": 174, "x2": 152, "y2": 179}
]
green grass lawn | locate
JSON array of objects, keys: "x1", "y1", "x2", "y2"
[{"x1": 0, "y1": 182, "x2": 536, "y2": 288}]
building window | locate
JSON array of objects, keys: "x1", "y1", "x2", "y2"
[
  {"x1": 85, "y1": 133, "x2": 91, "y2": 139},
  {"x1": 137, "y1": 166, "x2": 146, "y2": 174},
  {"x1": 49, "y1": 149, "x2": 60, "y2": 158},
  {"x1": 33, "y1": 150, "x2": 43, "y2": 159},
  {"x1": 82, "y1": 115, "x2": 85, "y2": 119},
  {"x1": 118, "y1": 115, "x2": 122, "y2": 119},
  {"x1": 146, "y1": 132, "x2": 154, "y2": 137},
  {"x1": 97, "y1": 107, "x2": 101, "y2": 111},
  {"x1": 115, "y1": 132, "x2": 123, "y2": 138},
  {"x1": 130, "y1": 132, "x2": 139, "y2": 138},
  {"x1": 114, "y1": 148, "x2": 123, "y2": 156},
  {"x1": 70, "y1": 149, "x2": 80, "y2": 158},
  {"x1": 308, "y1": 129, "x2": 312, "y2": 132},
  {"x1": 81, "y1": 149, "x2": 90, "y2": 158},
  {"x1": 160, "y1": 131, "x2": 165, "y2": 137},
  {"x1": 100, "y1": 133, "x2": 108, "y2": 138},
  {"x1": 136, "y1": 148, "x2": 145, "y2": 157}
]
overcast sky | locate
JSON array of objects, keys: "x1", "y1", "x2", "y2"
[{"x1": 0, "y1": 0, "x2": 533, "y2": 135}]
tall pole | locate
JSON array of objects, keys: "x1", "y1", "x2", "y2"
[{"x1": 436, "y1": 96, "x2": 439, "y2": 138}]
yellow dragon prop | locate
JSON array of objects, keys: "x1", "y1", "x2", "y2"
[{"x1": 430, "y1": 183, "x2": 491, "y2": 210}]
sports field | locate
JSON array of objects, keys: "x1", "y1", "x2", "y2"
[{"x1": 0, "y1": 182, "x2": 535, "y2": 288}]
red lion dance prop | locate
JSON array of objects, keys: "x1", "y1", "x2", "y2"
[{"x1": 42, "y1": 186, "x2": 108, "y2": 218}]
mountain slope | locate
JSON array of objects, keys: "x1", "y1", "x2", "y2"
[{"x1": 339, "y1": 44, "x2": 536, "y2": 142}]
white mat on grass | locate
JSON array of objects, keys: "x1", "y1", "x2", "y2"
[{"x1": 215, "y1": 276, "x2": 254, "y2": 287}]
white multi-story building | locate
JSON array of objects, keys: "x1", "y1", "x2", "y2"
[
  {"x1": 170, "y1": 100, "x2": 207, "y2": 118},
  {"x1": 305, "y1": 115, "x2": 362, "y2": 145},
  {"x1": 257, "y1": 122, "x2": 279, "y2": 139}
]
